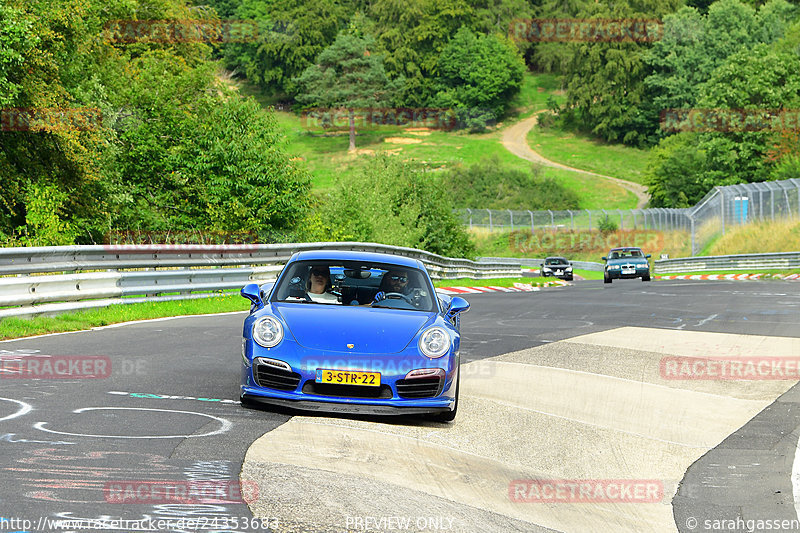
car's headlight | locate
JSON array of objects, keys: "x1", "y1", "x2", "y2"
[
  {"x1": 542, "y1": 267, "x2": 551, "y2": 271},
  {"x1": 609, "y1": 265, "x2": 620, "y2": 270},
  {"x1": 252, "y1": 316, "x2": 284, "y2": 348},
  {"x1": 566, "y1": 266, "x2": 573, "y2": 271},
  {"x1": 418, "y1": 327, "x2": 451, "y2": 359}
]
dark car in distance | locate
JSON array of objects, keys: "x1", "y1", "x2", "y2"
[
  {"x1": 540, "y1": 257, "x2": 573, "y2": 281},
  {"x1": 602, "y1": 247, "x2": 651, "y2": 283}
]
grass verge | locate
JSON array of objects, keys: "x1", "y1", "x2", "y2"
[{"x1": 0, "y1": 295, "x2": 249, "y2": 341}]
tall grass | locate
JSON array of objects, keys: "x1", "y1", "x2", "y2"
[{"x1": 709, "y1": 219, "x2": 800, "y2": 255}]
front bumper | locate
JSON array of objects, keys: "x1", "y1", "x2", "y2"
[
  {"x1": 240, "y1": 342, "x2": 458, "y2": 415},
  {"x1": 606, "y1": 268, "x2": 649, "y2": 279},
  {"x1": 542, "y1": 269, "x2": 573, "y2": 279},
  {"x1": 241, "y1": 393, "x2": 452, "y2": 415}
]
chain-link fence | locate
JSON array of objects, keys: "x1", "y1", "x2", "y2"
[
  {"x1": 458, "y1": 208, "x2": 690, "y2": 233},
  {"x1": 457, "y1": 178, "x2": 800, "y2": 256},
  {"x1": 688, "y1": 179, "x2": 800, "y2": 255}
]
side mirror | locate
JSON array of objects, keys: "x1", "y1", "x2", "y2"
[
  {"x1": 540, "y1": 263, "x2": 544, "y2": 268},
  {"x1": 448, "y1": 296, "x2": 470, "y2": 316},
  {"x1": 241, "y1": 283, "x2": 263, "y2": 308},
  {"x1": 601, "y1": 256, "x2": 607, "y2": 261},
  {"x1": 645, "y1": 254, "x2": 651, "y2": 259}
]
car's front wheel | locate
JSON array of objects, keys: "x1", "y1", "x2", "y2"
[
  {"x1": 604, "y1": 272, "x2": 612, "y2": 284},
  {"x1": 642, "y1": 273, "x2": 651, "y2": 282}
]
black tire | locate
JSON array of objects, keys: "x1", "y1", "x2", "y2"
[
  {"x1": 430, "y1": 372, "x2": 459, "y2": 423},
  {"x1": 642, "y1": 274, "x2": 651, "y2": 282},
  {"x1": 565, "y1": 276, "x2": 573, "y2": 281},
  {"x1": 604, "y1": 273, "x2": 612, "y2": 284}
]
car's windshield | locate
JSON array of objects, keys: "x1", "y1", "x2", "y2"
[
  {"x1": 270, "y1": 260, "x2": 436, "y2": 312},
  {"x1": 545, "y1": 257, "x2": 568, "y2": 265},
  {"x1": 609, "y1": 249, "x2": 643, "y2": 259}
]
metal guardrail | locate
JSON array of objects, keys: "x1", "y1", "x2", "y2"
[
  {"x1": 654, "y1": 252, "x2": 800, "y2": 274},
  {"x1": 0, "y1": 243, "x2": 521, "y2": 318}
]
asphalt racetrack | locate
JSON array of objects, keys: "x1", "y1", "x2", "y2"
[{"x1": 0, "y1": 278, "x2": 798, "y2": 532}]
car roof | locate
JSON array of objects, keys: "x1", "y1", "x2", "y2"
[
  {"x1": 609, "y1": 247, "x2": 643, "y2": 251},
  {"x1": 292, "y1": 249, "x2": 424, "y2": 269},
  {"x1": 545, "y1": 256, "x2": 569, "y2": 260}
]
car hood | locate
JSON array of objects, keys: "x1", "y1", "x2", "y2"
[{"x1": 273, "y1": 304, "x2": 435, "y2": 353}]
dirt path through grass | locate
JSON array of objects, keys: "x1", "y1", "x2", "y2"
[{"x1": 501, "y1": 112, "x2": 650, "y2": 208}]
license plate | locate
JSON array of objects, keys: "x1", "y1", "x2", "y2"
[
  {"x1": 622, "y1": 269, "x2": 635, "y2": 275},
  {"x1": 555, "y1": 270, "x2": 562, "y2": 275},
  {"x1": 315, "y1": 369, "x2": 381, "y2": 387}
]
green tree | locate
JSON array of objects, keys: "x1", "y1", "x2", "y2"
[
  {"x1": 222, "y1": 0, "x2": 350, "y2": 97},
  {"x1": 433, "y1": 26, "x2": 525, "y2": 131},
  {"x1": 318, "y1": 156, "x2": 475, "y2": 258},
  {"x1": 642, "y1": 7, "x2": 708, "y2": 139},
  {"x1": 696, "y1": 44, "x2": 800, "y2": 186},
  {"x1": 560, "y1": 0, "x2": 683, "y2": 146},
  {"x1": 644, "y1": 133, "x2": 708, "y2": 208},
  {"x1": 295, "y1": 32, "x2": 401, "y2": 151},
  {"x1": 369, "y1": 0, "x2": 473, "y2": 107},
  {"x1": 109, "y1": 52, "x2": 310, "y2": 233},
  {"x1": 528, "y1": 0, "x2": 591, "y2": 72}
]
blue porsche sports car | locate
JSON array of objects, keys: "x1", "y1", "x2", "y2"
[{"x1": 239, "y1": 250, "x2": 470, "y2": 422}]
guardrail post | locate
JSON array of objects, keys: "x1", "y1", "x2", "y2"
[
  {"x1": 508, "y1": 209, "x2": 513, "y2": 232},
  {"x1": 586, "y1": 209, "x2": 591, "y2": 230},
  {"x1": 466, "y1": 208, "x2": 472, "y2": 229},
  {"x1": 487, "y1": 209, "x2": 492, "y2": 232},
  {"x1": 569, "y1": 210, "x2": 574, "y2": 230},
  {"x1": 527, "y1": 210, "x2": 534, "y2": 233},
  {"x1": 618, "y1": 209, "x2": 623, "y2": 229},
  {"x1": 690, "y1": 216, "x2": 696, "y2": 256},
  {"x1": 548, "y1": 210, "x2": 554, "y2": 229},
  {"x1": 720, "y1": 188, "x2": 725, "y2": 235}
]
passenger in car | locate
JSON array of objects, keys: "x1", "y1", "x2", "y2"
[{"x1": 307, "y1": 266, "x2": 338, "y2": 303}]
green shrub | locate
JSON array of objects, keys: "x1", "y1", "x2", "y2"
[
  {"x1": 15, "y1": 182, "x2": 77, "y2": 246},
  {"x1": 442, "y1": 156, "x2": 580, "y2": 210},
  {"x1": 312, "y1": 155, "x2": 475, "y2": 258},
  {"x1": 598, "y1": 215, "x2": 618, "y2": 235}
]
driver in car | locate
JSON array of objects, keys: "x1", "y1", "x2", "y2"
[{"x1": 381, "y1": 270, "x2": 411, "y2": 294}]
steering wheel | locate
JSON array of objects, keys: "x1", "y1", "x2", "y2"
[{"x1": 383, "y1": 292, "x2": 413, "y2": 304}]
